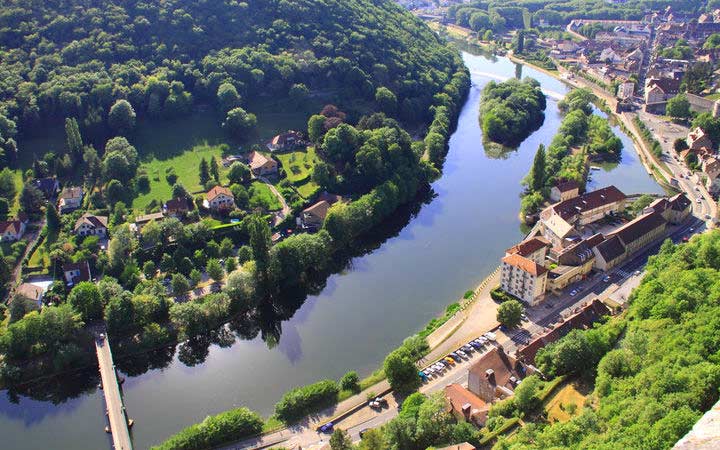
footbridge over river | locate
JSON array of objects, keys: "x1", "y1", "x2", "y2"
[{"x1": 95, "y1": 332, "x2": 133, "y2": 450}]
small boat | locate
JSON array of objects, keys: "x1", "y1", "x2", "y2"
[{"x1": 590, "y1": 166, "x2": 601, "y2": 171}]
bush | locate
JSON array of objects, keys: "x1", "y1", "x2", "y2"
[
  {"x1": 152, "y1": 407, "x2": 263, "y2": 450},
  {"x1": 340, "y1": 371, "x2": 360, "y2": 392},
  {"x1": 274, "y1": 379, "x2": 339, "y2": 423},
  {"x1": 490, "y1": 287, "x2": 518, "y2": 303}
]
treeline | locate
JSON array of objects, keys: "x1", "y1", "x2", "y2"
[
  {"x1": 446, "y1": 0, "x2": 702, "y2": 34},
  {"x1": 520, "y1": 88, "x2": 622, "y2": 219},
  {"x1": 0, "y1": 0, "x2": 462, "y2": 159},
  {"x1": 496, "y1": 231, "x2": 720, "y2": 449},
  {"x1": 479, "y1": 77, "x2": 546, "y2": 148}
]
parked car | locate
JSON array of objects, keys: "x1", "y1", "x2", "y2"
[
  {"x1": 602, "y1": 275, "x2": 611, "y2": 282},
  {"x1": 444, "y1": 357, "x2": 455, "y2": 365},
  {"x1": 484, "y1": 332, "x2": 497, "y2": 341},
  {"x1": 469, "y1": 340, "x2": 482, "y2": 349},
  {"x1": 462, "y1": 344, "x2": 474, "y2": 352},
  {"x1": 449, "y1": 353, "x2": 462, "y2": 362},
  {"x1": 570, "y1": 289, "x2": 578, "y2": 297},
  {"x1": 319, "y1": 423, "x2": 334, "y2": 433},
  {"x1": 376, "y1": 397, "x2": 388, "y2": 407},
  {"x1": 456, "y1": 349, "x2": 467, "y2": 358}
]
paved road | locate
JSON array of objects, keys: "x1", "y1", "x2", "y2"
[{"x1": 96, "y1": 336, "x2": 133, "y2": 450}]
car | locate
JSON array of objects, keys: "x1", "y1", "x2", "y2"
[
  {"x1": 484, "y1": 332, "x2": 497, "y2": 341},
  {"x1": 682, "y1": 236, "x2": 690, "y2": 242},
  {"x1": 376, "y1": 397, "x2": 388, "y2": 407},
  {"x1": 478, "y1": 336, "x2": 488, "y2": 344},
  {"x1": 690, "y1": 227, "x2": 695, "y2": 232},
  {"x1": 433, "y1": 363, "x2": 445, "y2": 372},
  {"x1": 470, "y1": 341, "x2": 483, "y2": 349},
  {"x1": 456, "y1": 349, "x2": 467, "y2": 358},
  {"x1": 462, "y1": 344, "x2": 474, "y2": 352},
  {"x1": 706, "y1": 214, "x2": 712, "y2": 220},
  {"x1": 602, "y1": 275, "x2": 611, "y2": 282},
  {"x1": 695, "y1": 187, "x2": 700, "y2": 191},
  {"x1": 449, "y1": 353, "x2": 462, "y2": 362},
  {"x1": 634, "y1": 270, "x2": 641, "y2": 276},
  {"x1": 570, "y1": 289, "x2": 578, "y2": 297},
  {"x1": 423, "y1": 369, "x2": 433, "y2": 377},
  {"x1": 444, "y1": 357, "x2": 455, "y2": 365},
  {"x1": 319, "y1": 422, "x2": 334, "y2": 433},
  {"x1": 520, "y1": 314, "x2": 528, "y2": 321},
  {"x1": 369, "y1": 399, "x2": 381, "y2": 408}
]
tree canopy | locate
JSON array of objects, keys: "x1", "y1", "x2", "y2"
[{"x1": 480, "y1": 77, "x2": 546, "y2": 147}]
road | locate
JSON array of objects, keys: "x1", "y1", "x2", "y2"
[
  {"x1": 96, "y1": 335, "x2": 133, "y2": 450},
  {"x1": 258, "y1": 176, "x2": 291, "y2": 226}
]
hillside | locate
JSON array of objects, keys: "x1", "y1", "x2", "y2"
[{"x1": 0, "y1": 0, "x2": 462, "y2": 148}]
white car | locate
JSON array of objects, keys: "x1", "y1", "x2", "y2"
[
  {"x1": 456, "y1": 350, "x2": 467, "y2": 358},
  {"x1": 484, "y1": 332, "x2": 497, "y2": 341},
  {"x1": 570, "y1": 289, "x2": 578, "y2": 296}
]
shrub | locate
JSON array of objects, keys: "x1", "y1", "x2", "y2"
[
  {"x1": 490, "y1": 287, "x2": 518, "y2": 303},
  {"x1": 340, "y1": 371, "x2": 360, "y2": 392},
  {"x1": 152, "y1": 407, "x2": 263, "y2": 450},
  {"x1": 274, "y1": 380, "x2": 339, "y2": 423}
]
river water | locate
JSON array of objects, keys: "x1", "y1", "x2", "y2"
[{"x1": 0, "y1": 51, "x2": 664, "y2": 450}]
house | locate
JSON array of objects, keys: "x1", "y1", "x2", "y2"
[
  {"x1": 133, "y1": 212, "x2": 164, "y2": 233},
  {"x1": 205, "y1": 186, "x2": 235, "y2": 211},
  {"x1": 16, "y1": 283, "x2": 45, "y2": 306},
  {"x1": 644, "y1": 77, "x2": 681, "y2": 105},
  {"x1": 598, "y1": 47, "x2": 622, "y2": 63},
  {"x1": 592, "y1": 235, "x2": 627, "y2": 271},
  {"x1": 0, "y1": 218, "x2": 26, "y2": 242},
  {"x1": 163, "y1": 197, "x2": 192, "y2": 218},
  {"x1": 444, "y1": 384, "x2": 488, "y2": 428},
  {"x1": 686, "y1": 127, "x2": 713, "y2": 152},
  {"x1": 74, "y1": 213, "x2": 108, "y2": 237},
  {"x1": 247, "y1": 151, "x2": 278, "y2": 176},
  {"x1": 300, "y1": 192, "x2": 343, "y2": 230},
  {"x1": 701, "y1": 156, "x2": 720, "y2": 193},
  {"x1": 63, "y1": 261, "x2": 91, "y2": 286},
  {"x1": 468, "y1": 347, "x2": 530, "y2": 403},
  {"x1": 547, "y1": 234, "x2": 604, "y2": 292},
  {"x1": 645, "y1": 193, "x2": 692, "y2": 224},
  {"x1": 58, "y1": 186, "x2": 83, "y2": 213},
  {"x1": 32, "y1": 177, "x2": 59, "y2": 199},
  {"x1": 500, "y1": 252, "x2": 548, "y2": 305},
  {"x1": 617, "y1": 81, "x2": 635, "y2": 100},
  {"x1": 645, "y1": 84, "x2": 666, "y2": 105},
  {"x1": 517, "y1": 299, "x2": 611, "y2": 366},
  {"x1": 266, "y1": 131, "x2": 303, "y2": 152},
  {"x1": 504, "y1": 237, "x2": 550, "y2": 265},
  {"x1": 549, "y1": 180, "x2": 580, "y2": 203}
]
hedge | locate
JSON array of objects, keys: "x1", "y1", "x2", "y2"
[
  {"x1": 151, "y1": 407, "x2": 264, "y2": 450},
  {"x1": 490, "y1": 287, "x2": 519, "y2": 303},
  {"x1": 274, "y1": 379, "x2": 339, "y2": 423}
]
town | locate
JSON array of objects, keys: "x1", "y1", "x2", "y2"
[{"x1": 0, "y1": 1, "x2": 719, "y2": 450}]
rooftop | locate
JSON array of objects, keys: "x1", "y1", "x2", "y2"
[
  {"x1": 501, "y1": 253, "x2": 548, "y2": 276},
  {"x1": 551, "y1": 186, "x2": 626, "y2": 221},
  {"x1": 206, "y1": 186, "x2": 233, "y2": 201},
  {"x1": 612, "y1": 211, "x2": 666, "y2": 246},
  {"x1": 505, "y1": 237, "x2": 550, "y2": 257},
  {"x1": 594, "y1": 235, "x2": 626, "y2": 262},
  {"x1": 75, "y1": 213, "x2": 108, "y2": 230}
]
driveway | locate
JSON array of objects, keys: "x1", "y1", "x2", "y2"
[{"x1": 258, "y1": 176, "x2": 291, "y2": 226}]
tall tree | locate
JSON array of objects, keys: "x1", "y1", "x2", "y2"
[
  {"x1": 46, "y1": 204, "x2": 61, "y2": 235},
  {"x1": 529, "y1": 144, "x2": 546, "y2": 192},
  {"x1": 19, "y1": 184, "x2": 45, "y2": 217},
  {"x1": 67, "y1": 282, "x2": 103, "y2": 321},
  {"x1": 210, "y1": 157, "x2": 220, "y2": 182},
  {"x1": 199, "y1": 158, "x2": 210, "y2": 186},
  {"x1": 247, "y1": 215, "x2": 271, "y2": 284},
  {"x1": 64, "y1": 117, "x2": 83, "y2": 159},
  {"x1": 0, "y1": 168, "x2": 16, "y2": 201},
  {"x1": 108, "y1": 100, "x2": 136, "y2": 135},
  {"x1": 497, "y1": 299, "x2": 524, "y2": 328},
  {"x1": 329, "y1": 428, "x2": 353, "y2": 450}
]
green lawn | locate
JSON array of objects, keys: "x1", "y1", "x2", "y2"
[
  {"x1": 248, "y1": 181, "x2": 282, "y2": 211},
  {"x1": 296, "y1": 180, "x2": 320, "y2": 199},
  {"x1": 275, "y1": 147, "x2": 320, "y2": 184},
  {"x1": 28, "y1": 240, "x2": 50, "y2": 270},
  {"x1": 8, "y1": 170, "x2": 23, "y2": 216},
  {"x1": 132, "y1": 143, "x2": 229, "y2": 212}
]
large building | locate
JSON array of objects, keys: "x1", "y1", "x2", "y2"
[
  {"x1": 593, "y1": 211, "x2": 668, "y2": 270},
  {"x1": 540, "y1": 186, "x2": 627, "y2": 248},
  {"x1": 205, "y1": 186, "x2": 236, "y2": 211},
  {"x1": 468, "y1": 347, "x2": 530, "y2": 403},
  {"x1": 500, "y1": 237, "x2": 550, "y2": 305}
]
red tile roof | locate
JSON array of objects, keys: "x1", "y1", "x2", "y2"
[
  {"x1": 505, "y1": 237, "x2": 550, "y2": 257},
  {"x1": 502, "y1": 253, "x2": 547, "y2": 276},
  {"x1": 554, "y1": 180, "x2": 580, "y2": 193},
  {"x1": 206, "y1": 186, "x2": 233, "y2": 201},
  {"x1": 552, "y1": 186, "x2": 626, "y2": 221}
]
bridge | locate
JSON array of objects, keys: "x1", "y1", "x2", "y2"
[{"x1": 96, "y1": 333, "x2": 134, "y2": 450}]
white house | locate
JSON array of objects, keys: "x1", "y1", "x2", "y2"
[
  {"x1": 205, "y1": 186, "x2": 235, "y2": 211},
  {"x1": 74, "y1": 214, "x2": 109, "y2": 237}
]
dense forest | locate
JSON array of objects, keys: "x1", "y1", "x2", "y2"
[
  {"x1": 445, "y1": 0, "x2": 705, "y2": 37},
  {"x1": 0, "y1": 0, "x2": 464, "y2": 161},
  {"x1": 479, "y1": 77, "x2": 546, "y2": 147},
  {"x1": 494, "y1": 231, "x2": 720, "y2": 449}
]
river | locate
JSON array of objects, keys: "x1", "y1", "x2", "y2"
[{"x1": 0, "y1": 50, "x2": 664, "y2": 450}]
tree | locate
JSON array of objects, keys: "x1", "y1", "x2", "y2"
[
  {"x1": 497, "y1": 299, "x2": 523, "y2": 328},
  {"x1": 513, "y1": 374, "x2": 542, "y2": 415},
  {"x1": 143, "y1": 260, "x2": 156, "y2": 279},
  {"x1": 199, "y1": 158, "x2": 210, "y2": 186},
  {"x1": 108, "y1": 99, "x2": 136, "y2": 135},
  {"x1": 224, "y1": 107, "x2": 257, "y2": 139},
  {"x1": 206, "y1": 258, "x2": 224, "y2": 282},
  {"x1": 217, "y1": 82, "x2": 241, "y2": 112},
  {"x1": 67, "y1": 282, "x2": 103, "y2": 321},
  {"x1": 225, "y1": 257, "x2": 237, "y2": 273},
  {"x1": 225, "y1": 268, "x2": 256, "y2": 309},
  {"x1": 141, "y1": 220, "x2": 162, "y2": 247},
  {"x1": 46, "y1": 203, "x2": 61, "y2": 235},
  {"x1": 308, "y1": 114, "x2": 326, "y2": 143},
  {"x1": 384, "y1": 347, "x2": 421, "y2": 394},
  {"x1": 171, "y1": 273, "x2": 190, "y2": 297},
  {"x1": 415, "y1": 393, "x2": 455, "y2": 447},
  {"x1": 528, "y1": 144, "x2": 546, "y2": 192},
  {"x1": 375, "y1": 87, "x2": 397, "y2": 115},
  {"x1": 228, "y1": 162, "x2": 250, "y2": 185},
  {"x1": 340, "y1": 371, "x2": 360, "y2": 392},
  {"x1": 666, "y1": 94, "x2": 691, "y2": 120},
  {"x1": 289, "y1": 83, "x2": 309, "y2": 104},
  {"x1": 0, "y1": 167, "x2": 17, "y2": 201},
  {"x1": 210, "y1": 157, "x2": 219, "y2": 182},
  {"x1": 65, "y1": 117, "x2": 83, "y2": 158},
  {"x1": 329, "y1": 428, "x2": 353, "y2": 450},
  {"x1": 105, "y1": 179, "x2": 125, "y2": 204},
  {"x1": 19, "y1": 184, "x2": 44, "y2": 217},
  {"x1": 514, "y1": 30, "x2": 525, "y2": 54},
  {"x1": 220, "y1": 238, "x2": 234, "y2": 258},
  {"x1": 108, "y1": 224, "x2": 137, "y2": 272},
  {"x1": 172, "y1": 183, "x2": 189, "y2": 199},
  {"x1": 189, "y1": 268, "x2": 202, "y2": 287},
  {"x1": 248, "y1": 215, "x2": 271, "y2": 279},
  {"x1": 674, "y1": 137, "x2": 689, "y2": 152}
]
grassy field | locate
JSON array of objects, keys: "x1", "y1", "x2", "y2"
[
  {"x1": 249, "y1": 96, "x2": 327, "y2": 143},
  {"x1": 296, "y1": 180, "x2": 320, "y2": 199},
  {"x1": 545, "y1": 380, "x2": 590, "y2": 423},
  {"x1": 248, "y1": 181, "x2": 282, "y2": 211},
  {"x1": 132, "y1": 143, "x2": 229, "y2": 212},
  {"x1": 275, "y1": 147, "x2": 320, "y2": 184}
]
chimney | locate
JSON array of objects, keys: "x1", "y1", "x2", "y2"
[
  {"x1": 462, "y1": 403, "x2": 471, "y2": 419},
  {"x1": 485, "y1": 369, "x2": 496, "y2": 385}
]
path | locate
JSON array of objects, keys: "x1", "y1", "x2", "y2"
[
  {"x1": 258, "y1": 176, "x2": 291, "y2": 226},
  {"x1": 4, "y1": 219, "x2": 45, "y2": 303},
  {"x1": 96, "y1": 334, "x2": 133, "y2": 450}
]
